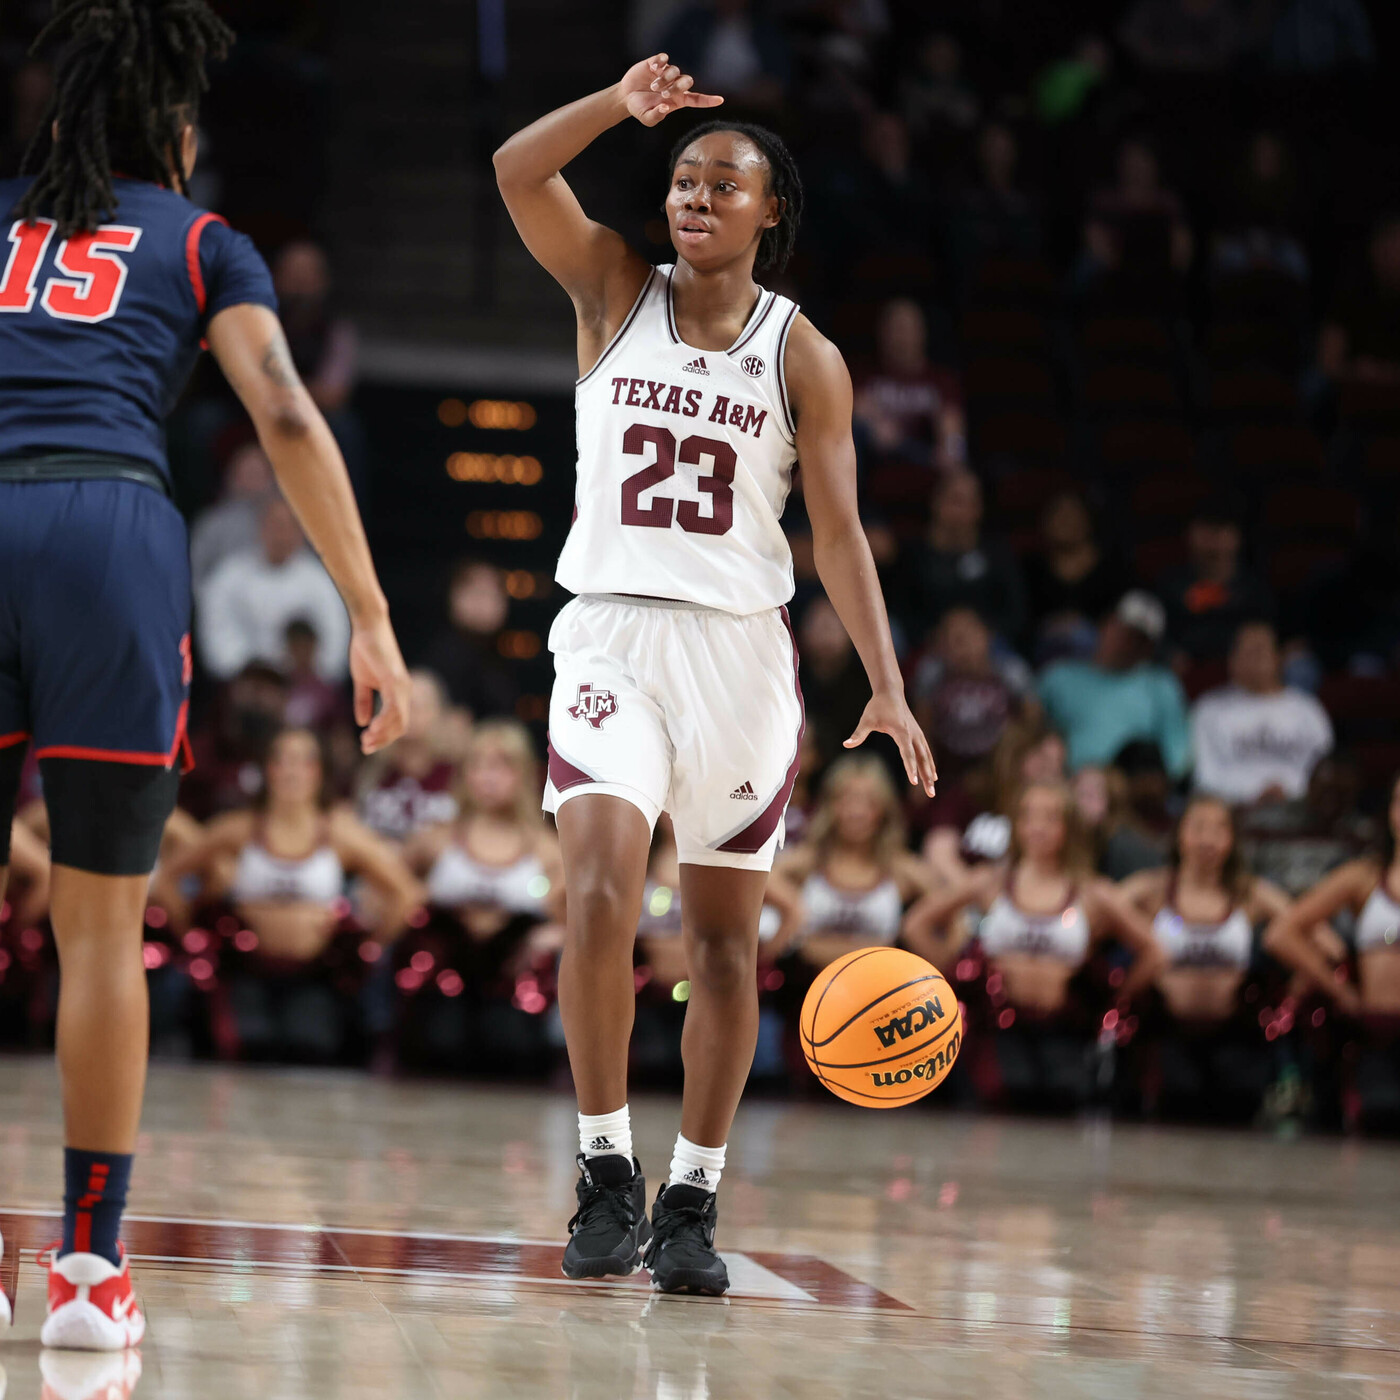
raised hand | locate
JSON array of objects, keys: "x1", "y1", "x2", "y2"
[
  {"x1": 845, "y1": 692, "x2": 938, "y2": 797},
  {"x1": 619, "y1": 53, "x2": 723, "y2": 127}
]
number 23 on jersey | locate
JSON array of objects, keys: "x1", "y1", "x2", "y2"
[{"x1": 0, "y1": 218, "x2": 141, "y2": 323}]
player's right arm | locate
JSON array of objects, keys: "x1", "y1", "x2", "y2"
[
  {"x1": 208, "y1": 306, "x2": 409, "y2": 755},
  {"x1": 493, "y1": 55, "x2": 720, "y2": 362}
]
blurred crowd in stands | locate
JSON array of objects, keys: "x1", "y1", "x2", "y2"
[{"x1": 3, "y1": 0, "x2": 1400, "y2": 1131}]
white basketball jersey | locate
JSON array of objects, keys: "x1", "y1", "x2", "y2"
[{"x1": 555, "y1": 264, "x2": 800, "y2": 614}]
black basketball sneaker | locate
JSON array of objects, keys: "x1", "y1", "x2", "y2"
[
  {"x1": 562, "y1": 1154, "x2": 653, "y2": 1279},
  {"x1": 644, "y1": 1184, "x2": 730, "y2": 1296}
]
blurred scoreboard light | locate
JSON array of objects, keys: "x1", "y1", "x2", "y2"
[
  {"x1": 437, "y1": 398, "x2": 537, "y2": 431},
  {"x1": 468, "y1": 399, "x2": 538, "y2": 431},
  {"x1": 504, "y1": 570, "x2": 550, "y2": 599},
  {"x1": 466, "y1": 510, "x2": 544, "y2": 540},
  {"x1": 496, "y1": 630, "x2": 543, "y2": 660},
  {"x1": 446, "y1": 452, "x2": 543, "y2": 484}
]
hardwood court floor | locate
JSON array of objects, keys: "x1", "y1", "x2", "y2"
[{"x1": 1, "y1": 1058, "x2": 1399, "y2": 1398}]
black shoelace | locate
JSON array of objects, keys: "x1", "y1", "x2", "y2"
[
  {"x1": 569, "y1": 1180, "x2": 638, "y2": 1237},
  {"x1": 645, "y1": 1199, "x2": 715, "y2": 1265}
]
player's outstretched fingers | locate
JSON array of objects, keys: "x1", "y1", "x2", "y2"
[
  {"x1": 843, "y1": 718, "x2": 873, "y2": 750},
  {"x1": 896, "y1": 734, "x2": 920, "y2": 787},
  {"x1": 914, "y1": 731, "x2": 938, "y2": 795}
]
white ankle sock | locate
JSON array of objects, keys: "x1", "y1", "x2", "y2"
[
  {"x1": 669, "y1": 1134, "x2": 726, "y2": 1193},
  {"x1": 578, "y1": 1106, "x2": 632, "y2": 1161}
]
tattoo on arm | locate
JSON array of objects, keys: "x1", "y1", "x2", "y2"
[{"x1": 260, "y1": 334, "x2": 300, "y2": 390}]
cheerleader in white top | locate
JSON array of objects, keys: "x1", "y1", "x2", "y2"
[
  {"x1": 775, "y1": 757, "x2": 937, "y2": 976},
  {"x1": 1120, "y1": 797, "x2": 1314, "y2": 1024},
  {"x1": 154, "y1": 729, "x2": 423, "y2": 962},
  {"x1": 1265, "y1": 772, "x2": 1400, "y2": 1128},
  {"x1": 906, "y1": 782, "x2": 1163, "y2": 1108},
  {"x1": 408, "y1": 721, "x2": 565, "y2": 947},
  {"x1": 1119, "y1": 796, "x2": 1338, "y2": 1118},
  {"x1": 495, "y1": 55, "x2": 936, "y2": 1291},
  {"x1": 151, "y1": 728, "x2": 424, "y2": 1059}
]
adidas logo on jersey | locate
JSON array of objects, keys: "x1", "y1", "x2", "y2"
[
  {"x1": 682, "y1": 356, "x2": 710, "y2": 375},
  {"x1": 729, "y1": 781, "x2": 758, "y2": 801}
]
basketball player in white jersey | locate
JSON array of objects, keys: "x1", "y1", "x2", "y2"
[{"x1": 494, "y1": 54, "x2": 937, "y2": 1295}]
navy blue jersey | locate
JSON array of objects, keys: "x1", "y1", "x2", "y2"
[{"x1": 0, "y1": 177, "x2": 277, "y2": 481}]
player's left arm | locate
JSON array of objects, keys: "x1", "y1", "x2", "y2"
[{"x1": 788, "y1": 317, "x2": 937, "y2": 796}]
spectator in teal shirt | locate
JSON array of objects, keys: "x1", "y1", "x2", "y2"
[{"x1": 1038, "y1": 592, "x2": 1192, "y2": 780}]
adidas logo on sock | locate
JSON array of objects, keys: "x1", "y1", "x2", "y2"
[
  {"x1": 682, "y1": 356, "x2": 710, "y2": 375},
  {"x1": 681, "y1": 1167, "x2": 710, "y2": 1187},
  {"x1": 729, "y1": 781, "x2": 758, "y2": 800},
  {"x1": 587, "y1": 1136, "x2": 617, "y2": 1153}
]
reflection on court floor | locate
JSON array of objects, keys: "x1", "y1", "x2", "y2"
[{"x1": 2, "y1": 1060, "x2": 1399, "y2": 1399}]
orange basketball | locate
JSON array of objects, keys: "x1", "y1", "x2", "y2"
[{"x1": 800, "y1": 947, "x2": 962, "y2": 1107}]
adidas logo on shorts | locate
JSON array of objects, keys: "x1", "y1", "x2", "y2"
[
  {"x1": 729, "y1": 781, "x2": 758, "y2": 801},
  {"x1": 682, "y1": 356, "x2": 710, "y2": 375}
]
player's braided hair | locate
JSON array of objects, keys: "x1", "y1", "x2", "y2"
[
  {"x1": 16, "y1": 0, "x2": 233, "y2": 236},
  {"x1": 668, "y1": 120, "x2": 803, "y2": 273}
]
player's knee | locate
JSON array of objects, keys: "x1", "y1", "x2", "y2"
[
  {"x1": 686, "y1": 928, "x2": 755, "y2": 997},
  {"x1": 566, "y1": 873, "x2": 636, "y2": 948}
]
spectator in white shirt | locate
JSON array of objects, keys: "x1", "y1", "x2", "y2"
[
  {"x1": 188, "y1": 443, "x2": 275, "y2": 587},
  {"x1": 1191, "y1": 620, "x2": 1333, "y2": 805},
  {"x1": 197, "y1": 496, "x2": 350, "y2": 682}
]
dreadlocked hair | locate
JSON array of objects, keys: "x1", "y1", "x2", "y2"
[
  {"x1": 17, "y1": 0, "x2": 233, "y2": 237},
  {"x1": 668, "y1": 120, "x2": 803, "y2": 273}
]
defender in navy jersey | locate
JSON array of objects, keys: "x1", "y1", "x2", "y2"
[{"x1": 0, "y1": 0, "x2": 409, "y2": 1350}]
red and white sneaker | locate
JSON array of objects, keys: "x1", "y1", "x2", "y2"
[
  {"x1": 39, "y1": 1244, "x2": 145, "y2": 1351},
  {"x1": 40, "y1": 1349, "x2": 142, "y2": 1400},
  {"x1": 0, "y1": 1230, "x2": 12, "y2": 1327}
]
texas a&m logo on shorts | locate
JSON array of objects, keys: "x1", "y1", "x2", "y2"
[{"x1": 568, "y1": 682, "x2": 618, "y2": 729}]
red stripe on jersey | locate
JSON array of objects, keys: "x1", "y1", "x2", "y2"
[
  {"x1": 717, "y1": 606, "x2": 806, "y2": 855},
  {"x1": 184, "y1": 212, "x2": 228, "y2": 316},
  {"x1": 0, "y1": 731, "x2": 28, "y2": 750},
  {"x1": 35, "y1": 745, "x2": 174, "y2": 767}
]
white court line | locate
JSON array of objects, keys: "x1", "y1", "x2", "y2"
[
  {"x1": 0, "y1": 1208, "x2": 559, "y2": 1247},
  {"x1": 0, "y1": 1211, "x2": 816, "y2": 1303}
]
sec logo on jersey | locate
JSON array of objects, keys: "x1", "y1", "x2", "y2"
[
  {"x1": 568, "y1": 682, "x2": 618, "y2": 729},
  {"x1": 741, "y1": 354, "x2": 765, "y2": 378}
]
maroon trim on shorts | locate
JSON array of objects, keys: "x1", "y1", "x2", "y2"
[
  {"x1": 716, "y1": 605, "x2": 805, "y2": 855},
  {"x1": 547, "y1": 739, "x2": 596, "y2": 792}
]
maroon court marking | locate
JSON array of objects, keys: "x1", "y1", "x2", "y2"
[{"x1": 0, "y1": 1213, "x2": 909, "y2": 1312}]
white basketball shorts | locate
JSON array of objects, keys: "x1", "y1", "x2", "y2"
[{"x1": 543, "y1": 594, "x2": 805, "y2": 871}]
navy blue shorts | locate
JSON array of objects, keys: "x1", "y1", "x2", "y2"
[
  {"x1": 0, "y1": 478, "x2": 190, "y2": 874},
  {"x1": 0, "y1": 479, "x2": 192, "y2": 763}
]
